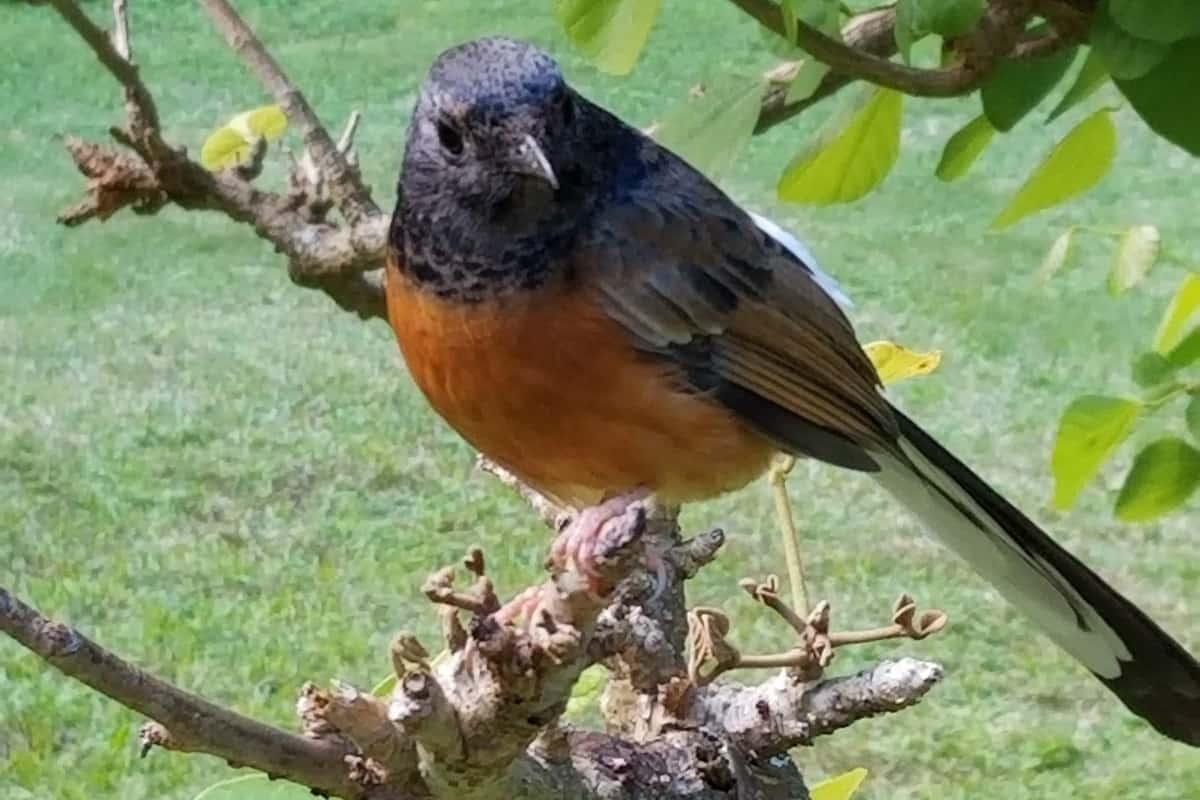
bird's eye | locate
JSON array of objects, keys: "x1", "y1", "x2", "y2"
[
  {"x1": 436, "y1": 119, "x2": 464, "y2": 156},
  {"x1": 561, "y1": 93, "x2": 575, "y2": 126}
]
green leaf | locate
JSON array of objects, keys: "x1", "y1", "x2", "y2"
[
  {"x1": 811, "y1": 768, "x2": 869, "y2": 800},
  {"x1": 1186, "y1": 395, "x2": 1200, "y2": 442},
  {"x1": 793, "y1": 0, "x2": 841, "y2": 34},
  {"x1": 553, "y1": 0, "x2": 662, "y2": 75},
  {"x1": 908, "y1": 32, "x2": 946, "y2": 68},
  {"x1": 1131, "y1": 351, "x2": 1175, "y2": 388},
  {"x1": 1115, "y1": 437, "x2": 1200, "y2": 521},
  {"x1": 193, "y1": 775, "x2": 312, "y2": 800},
  {"x1": 1115, "y1": 37, "x2": 1200, "y2": 156},
  {"x1": 895, "y1": 0, "x2": 984, "y2": 61},
  {"x1": 781, "y1": 0, "x2": 799, "y2": 43},
  {"x1": 1035, "y1": 228, "x2": 1076, "y2": 283},
  {"x1": 1051, "y1": 395, "x2": 1142, "y2": 509},
  {"x1": 371, "y1": 673, "x2": 397, "y2": 696},
  {"x1": 980, "y1": 46, "x2": 1077, "y2": 131},
  {"x1": 1046, "y1": 49, "x2": 1110, "y2": 122},
  {"x1": 990, "y1": 109, "x2": 1116, "y2": 230},
  {"x1": 564, "y1": 664, "x2": 607, "y2": 721},
  {"x1": 786, "y1": 59, "x2": 831, "y2": 103},
  {"x1": 1166, "y1": 328, "x2": 1200, "y2": 370},
  {"x1": 1107, "y1": 224, "x2": 1161, "y2": 296},
  {"x1": 1090, "y1": 3, "x2": 1171, "y2": 80},
  {"x1": 777, "y1": 87, "x2": 903, "y2": 205},
  {"x1": 1108, "y1": 0, "x2": 1200, "y2": 44},
  {"x1": 655, "y1": 75, "x2": 765, "y2": 178},
  {"x1": 1153, "y1": 273, "x2": 1200, "y2": 353},
  {"x1": 935, "y1": 113, "x2": 994, "y2": 182}
]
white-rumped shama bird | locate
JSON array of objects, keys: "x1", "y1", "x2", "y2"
[{"x1": 384, "y1": 37, "x2": 1200, "y2": 746}]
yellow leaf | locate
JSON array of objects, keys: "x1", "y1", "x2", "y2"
[
  {"x1": 778, "y1": 87, "x2": 904, "y2": 205},
  {"x1": 810, "y1": 768, "x2": 869, "y2": 800},
  {"x1": 990, "y1": 109, "x2": 1116, "y2": 230},
  {"x1": 199, "y1": 126, "x2": 254, "y2": 171},
  {"x1": 200, "y1": 105, "x2": 288, "y2": 172},
  {"x1": 864, "y1": 340, "x2": 942, "y2": 384},
  {"x1": 231, "y1": 104, "x2": 288, "y2": 141},
  {"x1": 1153, "y1": 273, "x2": 1200, "y2": 353}
]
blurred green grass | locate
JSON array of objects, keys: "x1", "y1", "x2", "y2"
[{"x1": 2, "y1": 1, "x2": 1198, "y2": 798}]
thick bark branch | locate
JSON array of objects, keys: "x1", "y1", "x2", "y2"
[
  {"x1": 0, "y1": 587, "x2": 371, "y2": 799},
  {"x1": 692, "y1": 658, "x2": 944, "y2": 755}
]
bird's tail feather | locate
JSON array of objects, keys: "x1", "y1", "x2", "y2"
[{"x1": 873, "y1": 406, "x2": 1200, "y2": 746}]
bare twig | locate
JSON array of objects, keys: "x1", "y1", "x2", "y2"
[
  {"x1": 0, "y1": 587, "x2": 369, "y2": 799},
  {"x1": 476, "y1": 456, "x2": 567, "y2": 529},
  {"x1": 110, "y1": 0, "x2": 130, "y2": 59},
  {"x1": 48, "y1": 0, "x2": 160, "y2": 129},
  {"x1": 767, "y1": 454, "x2": 809, "y2": 617},
  {"x1": 688, "y1": 581, "x2": 946, "y2": 686}
]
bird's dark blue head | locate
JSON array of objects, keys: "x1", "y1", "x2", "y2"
[
  {"x1": 393, "y1": 37, "x2": 642, "y2": 301},
  {"x1": 401, "y1": 37, "x2": 579, "y2": 208}
]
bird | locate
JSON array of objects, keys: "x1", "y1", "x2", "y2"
[{"x1": 383, "y1": 36, "x2": 1200, "y2": 746}]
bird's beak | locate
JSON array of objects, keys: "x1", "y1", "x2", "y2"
[{"x1": 512, "y1": 134, "x2": 559, "y2": 190}]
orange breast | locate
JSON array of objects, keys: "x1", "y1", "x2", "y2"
[{"x1": 384, "y1": 260, "x2": 775, "y2": 507}]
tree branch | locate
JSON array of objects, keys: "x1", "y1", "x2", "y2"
[
  {"x1": 196, "y1": 0, "x2": 379, "y2": 226},
  {"x1": 730, "y1": 0, "x2": 999, "y2": 97},
  {"x1": 0, "y1": 586, "x2": 374, "y2": 799},
  {"x1": 756, "y1": 6, "x2": 900, "y2": 133},
  {"x1": 46, "y1": 0, "x2": 388, "y2": 321},
  {"x1": 50, "y1": 0, "x2": 160, "y2": 129},
  {"x1": 692, "y1": 657, "x2": 944, "y2": 755},
  {"x1": 745, "y1": 0, "x2": 1088, "y2": 134}
]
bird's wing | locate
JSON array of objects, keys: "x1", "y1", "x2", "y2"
[
  {"x1": 575, "y1": 153, "x2": 896, "y2": 471},
  {"x1": 748, "y1": 211, "x2": 852, "y2": 309}
]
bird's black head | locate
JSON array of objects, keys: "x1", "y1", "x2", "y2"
[
  {"x1": 392, "y1": 37, "x2": 638, "y2": 301},
  {"x1": 401, "y1": 37, "x2": 580, "y2": 211}
]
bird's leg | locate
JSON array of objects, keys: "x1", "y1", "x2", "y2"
[
  {"x1": 546, "y1": 488, "x2": 650, "y2": 593},
  {"x1": 767, "y1": 454, "x2": 810, "y2": 617}
]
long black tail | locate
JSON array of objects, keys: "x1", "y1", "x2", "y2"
[{"x1": 873, "y1": 406, "x2": 1200, "y2": 746}]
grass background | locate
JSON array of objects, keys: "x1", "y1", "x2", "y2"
[{"x1": 2, "y1": 1, "x2": 1198, "y2": 798}]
